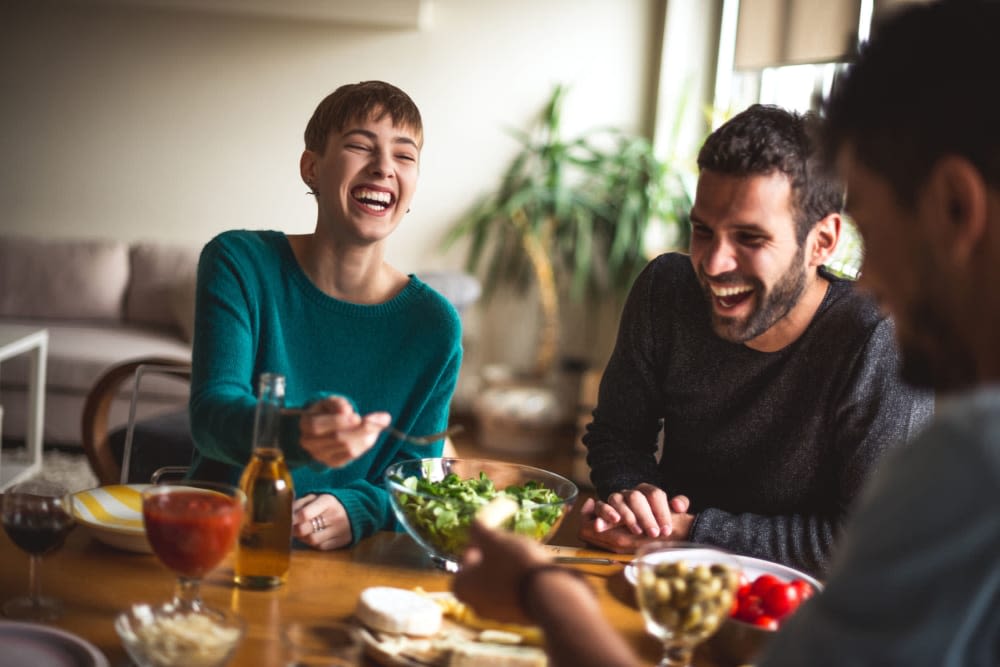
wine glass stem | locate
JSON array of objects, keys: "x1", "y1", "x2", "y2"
[
  {"x1": 659, "y1": 643, "x2": 694, "y2": 667},
  {"x1": 174, "y1": 576, "x2": 203, "y2": 611},
  {"x1": 28, "y1": 555, "x2": 40, "y2": 604}
]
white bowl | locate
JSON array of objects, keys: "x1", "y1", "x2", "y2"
[
  {"x1": 625, "y1": 553, "x2": 822, "y2": 591},
  {"x1": 627, "y1": 553, "x2": 822, "y2": 664},
  {"x1": 710, "y1": 557, "x2": 822, "y2": 664},
  {"x1": 72, "y1": 484, "x2": 151, "y2": 553}
]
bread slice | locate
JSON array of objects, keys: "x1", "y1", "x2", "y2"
[
  {"x1": 427, "y1": 591, "x2": 543, "y2": 646},
  {"x1": 447, "y1": 641, "x2": 547, "y2": 667},
  {"x1": 476, "y1": 495, "x2": 519, "y2": 528}
]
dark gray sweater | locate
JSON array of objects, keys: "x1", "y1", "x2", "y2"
[{"x1": 583, "y1": 253, "x2": 934, "y2": 576}]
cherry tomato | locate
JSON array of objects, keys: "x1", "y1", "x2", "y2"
[
  {"x1": 731, "y1": 574, "x2": 814, "y2": 628},
  {"x1": 763, "y1": 581, "x2": 801, "y2": 618},
  {"x1": 791, "y1": 579, "x2": 815, "y2": 601},
  {"x1": 750, "y1": 573, "x2": 782, "y2": 598},
  {"x1": 732, "y1": 584, "x2": 752, "y2": 617},
  {"x1": 753, "y1": 614, "x2": 780, "y2": 631},
  {"x1": 734, "y1": 593, "x2": 765, "y2": 622}
]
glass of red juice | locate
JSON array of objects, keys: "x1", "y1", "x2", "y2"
[
  {"x1": 2, "y1": 480, "x2": 76, "y2": 620},
  {"x1": 142, "y1": 481, "x2": 245, "y2": 612}
]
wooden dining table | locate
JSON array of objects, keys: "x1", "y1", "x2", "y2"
[{"x1": 0, "y1": 517, "x2": 742, "y2": 667}]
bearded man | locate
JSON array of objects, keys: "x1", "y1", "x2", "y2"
[{"x1": 580, "y1": 104, "x2": 933, "y2": 576}]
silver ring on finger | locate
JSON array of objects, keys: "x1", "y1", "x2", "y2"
[{"x1": 311, "y1": 515, "x2": 326, "y2": 533}]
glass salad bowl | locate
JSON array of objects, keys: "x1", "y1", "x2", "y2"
[{"x1": 385, "y1": 458, "x2": 578, "y2": 571}]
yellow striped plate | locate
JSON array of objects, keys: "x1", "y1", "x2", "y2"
[{"x1": 72, "y1": 484, "x2": 151, "y2": 553}]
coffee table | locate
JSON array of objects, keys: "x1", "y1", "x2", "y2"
[{"x1": 0, "y1": 324, "x2": 48, "y2": 490}]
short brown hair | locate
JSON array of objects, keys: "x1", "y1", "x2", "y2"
[
  {"x1": 698, "y1": 104, "x2": 843, "y2": 245},
  {"x1": 304, "y1": 80, "x2": 423, "y2": 154}
]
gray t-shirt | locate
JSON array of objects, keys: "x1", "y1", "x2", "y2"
[
  {"x1": 760, "y1": 386, "x2": 1000, "y2": 666},
  {"x1": 583, "y1": 253, "x2": 933, "y2": 575}
]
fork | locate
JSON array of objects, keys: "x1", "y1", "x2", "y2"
[
  {"x1": 383, "y1": 424, "x2": 464, "y2": 445},
  {"x1": 282, "y1": 408, "x2": 462, "y2": 446}
]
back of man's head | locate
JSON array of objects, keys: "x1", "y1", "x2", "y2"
[
  {"x1": 823, "y1": 0, "x2": 1000, "y2": 208},
  {"x1": 697, "y1": 104, "x2": 843, "y2": 245}
]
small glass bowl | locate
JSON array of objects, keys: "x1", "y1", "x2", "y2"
[{"x1": 115, "y1": 602, "x2": 245, "y2": 667}]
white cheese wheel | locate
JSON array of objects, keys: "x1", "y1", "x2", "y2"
[{"x1": 356, "y1": 586, "x2": 443, "y2": 637}]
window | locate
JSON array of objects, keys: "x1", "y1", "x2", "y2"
[
  {"x1": 715, "y1": 0, "x2": 873, "y2": 115},
  {"x1": 711, "y1": 0, "x2": 873, "y2": 278}
]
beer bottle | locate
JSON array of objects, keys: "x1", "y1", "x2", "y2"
[{"x1": 235, "y1": 372, "x2": 294, "y2": 589}]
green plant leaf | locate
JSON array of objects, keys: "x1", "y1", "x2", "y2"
[{"x1": 442, "y1": 83, "x2": 694, "y2": 373}]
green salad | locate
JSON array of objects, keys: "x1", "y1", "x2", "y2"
[{"x1": 391, "y1": 471, "x2": 564, "y2": 558}]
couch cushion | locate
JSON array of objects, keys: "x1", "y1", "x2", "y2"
[
  {"x1": 0, "y1": 383, "x2": 188, "y2": 446},
  {"x1": 0, "y1": 235, "x2": 129, "y2": 322},
  {"x1": 168, "y1": 271, "x2": 198, "y2": 343},
  {"x1": 124, "y1": 242, "x2": 201, "y2": 335},
  {"x1": 0, "y1": 319, "x2": 190, "y2": 395}
]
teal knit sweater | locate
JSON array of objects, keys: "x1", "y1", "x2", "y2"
[{"x1": 189, "y1": 230, "x2": 462, "y2": 544}]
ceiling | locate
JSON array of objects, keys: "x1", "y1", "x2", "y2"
[{"x1": 81, "y1": 0, "x2": 434, "y2": 29}]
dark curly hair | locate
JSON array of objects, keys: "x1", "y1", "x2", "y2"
[
  {"x1": 697, "y1": 104, "x2": 844, "y2": 245},
  {"x1": 304, "y1": 80, "x2": 423, "y2": 155},
  {"x1": 822, "y1": 1, "x2": 1000, "y2": 210}
]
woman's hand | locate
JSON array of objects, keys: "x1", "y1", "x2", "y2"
[
  {"x1": 293, "y1": 493, "x2": 351, "y2": 550},
  {"x1": 297, "y1": 395, "x2": 390, "y2": 468}
]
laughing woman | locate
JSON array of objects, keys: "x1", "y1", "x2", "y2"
[{"x1": 188, "y1": 81, "x2": 462, "y2": 550}]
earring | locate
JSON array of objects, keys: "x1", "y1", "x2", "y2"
[{"x1": 406, "y1": 208, "x2": 411, "y2": 214}]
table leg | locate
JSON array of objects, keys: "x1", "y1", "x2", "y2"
[
  {"x1": 0, "y1": 329, "x2": 48, "y2": 490},
  {"x1": 24, "y1": 332, "x2": 48, "y2": 482}
]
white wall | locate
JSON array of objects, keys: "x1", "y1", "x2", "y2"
[{"x1": 0, "y1": 0, "x2": 663, "y2": 375}]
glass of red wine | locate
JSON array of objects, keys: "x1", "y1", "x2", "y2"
[{"x1": 2, "y1": 480, "x2": 76, "y2": 620}]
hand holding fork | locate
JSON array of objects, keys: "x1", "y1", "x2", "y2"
[
  {"x1": 283, "y1": 399, "x2": 411, "y2": 468},
  {"x1": 282, "y1": 399, "x2": 463, "y2": 445}
]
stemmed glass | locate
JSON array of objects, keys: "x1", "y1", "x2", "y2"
[
  {"x1": 1, "y1": 480, "x2": 76, "y2": 620},
  {"x1": 141, "y1": 481, "x2": 245, "y2": 613},
  {"x1": 634, "y1": 542, "x2": 741, "y2": 667},
  {"x1": 115, "y1": 481, "x2": 247, "y2": 667}
]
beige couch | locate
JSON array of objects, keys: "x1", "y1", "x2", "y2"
[{"x1": 0, "y1": 235, "x2": 198, "y2": 447}]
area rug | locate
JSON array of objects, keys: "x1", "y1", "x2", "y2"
[{"x1": 12, "y1": 449, "x2": 99, "y2": 493}]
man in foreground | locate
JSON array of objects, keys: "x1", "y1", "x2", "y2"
[
  {"x1": 759, "y1": 1, "x2": 1000, "y2": 663},
  {"x1": 454, "y1": 3, "x2": 999, "y2": 666},
  {"x1": 580, "y1": 104, "x2": 931, "y2": 576}
]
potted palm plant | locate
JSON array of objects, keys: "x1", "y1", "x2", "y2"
[{"x1": 444, "y1": 84, "x2": 692, "y2": 380}]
